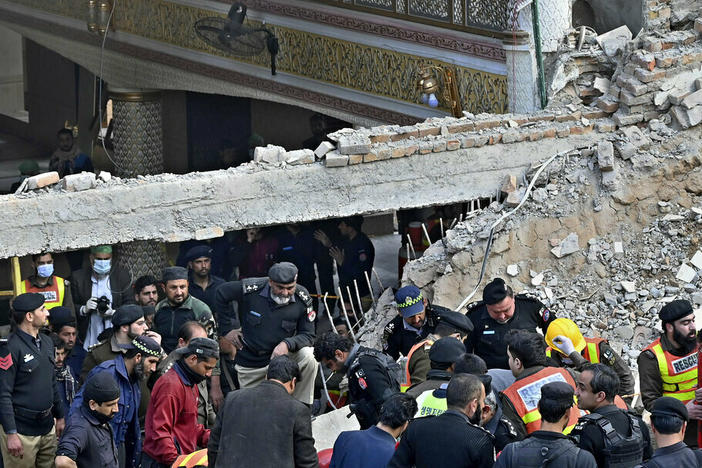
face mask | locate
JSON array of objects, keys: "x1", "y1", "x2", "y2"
[
  {"x1": 93, "y1": 259, "x2": 111, "y2": 275},
  {"x1": 37, "y1": 264, "x2": 54, "y2": 278}
]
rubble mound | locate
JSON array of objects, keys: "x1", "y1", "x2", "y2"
[{"x1": 404, "y1": 122, "x2": 702, "y2": 369}]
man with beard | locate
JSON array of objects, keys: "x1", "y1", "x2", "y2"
[
  {"x1": 185, "y1": 245, "x2": 225, "y2": 311},
  {"x1": 638, "y1": 299, "x2": 702, "y2": 447},
  {"x1": 215, "y1": 262, "x2": 317, "y2": 405},
  {"x1": 388, "y1": 373, "x2": 494, "y2": 468},
  {"x1": 133, "y1": 276, "x2": 159, "y2": 308},
  {"x1": 55, "y1": 372, "x2": 120, "y2": 468},
  {"x1": 80, "y1": 304, "x2": 149, "y2": 382},
  {"x1": 49, "y1": 128, "x2": 94, "y2": 178},
  {"x1": 70, "y1": 336, "x2": 161, "y2": 468}
]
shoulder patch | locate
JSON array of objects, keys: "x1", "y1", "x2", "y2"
[
  {"x1": 500, "y1": 417, "x2": 518, "y2": 438},
  {"x1": 0, "y1": 353, "x2": 12, "y2": 370},
  {"x1": 465, "y1": 301, "x2": 484, "y2": 314},
  {"x1": 602, "y1": 347, "x2": 615, "y2": 365}
]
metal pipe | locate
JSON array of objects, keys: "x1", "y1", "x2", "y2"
[
  {"x1": 319, "y1": 366, "x2": 338, "y2": 410},
  {"x1": 364, "y1": 271, "x2": 377, "y2": 309},
  {"x1": 346, "y1": 286, "x2": 362, "y2": 331},
  {"x1": 337, "y1": 287, "x2": 357, "y2": 342},
  {"x1": 323, "y1": 293, "x2": 337, "y2": 334}
]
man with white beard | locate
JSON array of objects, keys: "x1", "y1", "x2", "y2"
[{"x1": 214, "y1": 262, "x2": 318, "y2": 405}]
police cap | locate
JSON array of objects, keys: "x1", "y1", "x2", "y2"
[
  {"x1": 185, "y1": 245, "x2": 213, "y2": 263},
  {"x1": 429, "y1": 337, "x2": 466, "y2": 365},
  {"x1": 162, "y1": 266, "x2": 188, "y2": 282},
  {"x1": 49, "y1": 306, "x2": 76, "y2": 329},
  {"x1": 483, "y1": 278, "x2": 509, "y2": 305},
  {"x1": 436, "y1": 310, "x2": 474, "y2": 334},
  {"x1": 651, "y1": 396, "x2": 688, "y2": 422},
  {"x1": 120, "y1": 335, "x2": 162, "y2": 357},
  {"x1": 13, "y1": 292, "x2": 45, "y2": 312},
  {"x1": 111, "y1": 304, "x2": 144, "y2": 328},
  {"x1": 659, "y1": 299, "x2": 693, "y2": 323},
  {"x1": 540, "y1": 381, "x2": 574, "y2": 407},
  {"x1": 269, "y1": 262, "x2": 298, "y2": 284},
  {"x1": 395, "y1": 285, "x2": 424, "y2": 318}
]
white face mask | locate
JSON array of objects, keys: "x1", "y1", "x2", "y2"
[
  {"x1": 271, "y1": 293, "x2": 291, "y2": 305},
  {"x1": 93, "y1": 259, "x2": 111, "y2": 275},
  {"x1": 37, "y1": 264, "x2": 54, "y2": 278}
]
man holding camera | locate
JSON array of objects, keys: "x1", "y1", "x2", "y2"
[{"x1": 71, "y1": 246, "x2": 134, "y2": 350}]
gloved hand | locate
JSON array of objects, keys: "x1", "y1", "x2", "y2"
[
  {"x1": 553, "y1": 335, "x2": 576, "y2": 356},
  {"x1": 85, "y1": 297, "x2": 99, "y2": 313}
]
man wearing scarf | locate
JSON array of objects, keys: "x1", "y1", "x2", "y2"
[
  {"x1": 142, "y1": 337, "x2": 219, "y2": 468},
  {"x1": 55, "y1": 371, "x2": 120, "y2": 468}
]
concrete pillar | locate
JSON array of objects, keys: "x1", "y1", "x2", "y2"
[
  {"x1": 503, "y1": 31, "x2": 539, "y2": 114},
  {"x1": 109, "y1": 88, "x2": 167, "y2": 279}
]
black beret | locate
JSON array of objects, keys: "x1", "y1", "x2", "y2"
[
  {"x1": 659, "y1": 299, "x2": 694, "y2": 322},
  {"x1": 429, "y1": 337, "x2": 466, "y2": 365},
  {"x1": 269, "y1": 262, "x2": 298, "y2": 284},
  {"x1": 185, "y1": 245, "x2": 213, "y2": 263},
  {"x1": 83, "y1": 371, "x2": 120, "y2": 404},
  {"x1": 13, "y1": 293, "x2": 45, "y2": 312},
  {"x1": 483, "y1": 278, "x2": 509, "y2": 305},
  {"x1": 174, "y1": 337, "x2": 219, "y2": 359},
  {"x1": 121, "y1": 335, "x2": 161, "y2": 357},
  {"x1": 651, "y1": 396, "x2": 688, "y2": 421},
  {"x1": 111, "y1": 304, "x2": 144, "y2": 328},
  {"x1": 162, "y1": 266, "x2": 188, "y2": 282},
  {"x1": 540, "y1": 381, "x2": 574, "y2": 406},
  {"x1": 49, "y1": 306, "x2": 76, "y2": 329},
  {"x1": 436, "y1": 310, "x2": 474, "y2": 334}
]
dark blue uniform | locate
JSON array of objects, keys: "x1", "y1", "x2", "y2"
[
  {"x1": 636, "y1": 442, "x2": 702, "y2": 467},
  {"x1": 330, "y1": 426, "x2": 397, "y2": 468},
  {"x1": 188, "y1": 272, "x2": 225, "y2": 311},
  {"x1": 276, "y1": 227, "x2": 321, "y2": 293},
  {"x1": 214, "y1": 278, "x2": 315, "y2": 368},
  {"x1": 56, "y1": 404, "x2": 119, "y2": 468},
  {"x1": 0, "y1": 330, "x2": 64, "y2": 437},
  {"x1": 337, "y1": 232, "x2": 374, "y2": 297}
]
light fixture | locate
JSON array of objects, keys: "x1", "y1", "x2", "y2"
[
  {"x1": 87, "y1": 0, "x2": 113, "y2": 35},
  {"x1": 416, "y1": 66, "x2": 463, "y2": 118}
]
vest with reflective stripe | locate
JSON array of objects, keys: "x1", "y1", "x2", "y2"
[
  {"x1": 401, "y1": 338, "x2": 434, "y2": 392},
  {"x1": 414, "y1": 386, "x2": 447, "y2": 418},
  {"x1": 502, "y1": 367, "x2": 580, "y2": 435},
  {"x1": 20, "y1": 276, "x2": 65, "y2": 309},
  {"x1": 173, "y1": 449, "x2": 208, "y2": 467},
  {"x1": 643, "y1": 338, "x2": 698, "y2": 403}
]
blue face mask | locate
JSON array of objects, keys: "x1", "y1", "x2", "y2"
[
  {"x1": 93, "y1": 259, "x2": 111, "y2": 275},
  {"x1": 37, "y1": 264, "x2": 54, "y2": 278}
]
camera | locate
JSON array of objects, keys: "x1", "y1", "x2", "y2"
[{"x1": 96, "y1": 296, "x2": 111, "y2": 316}]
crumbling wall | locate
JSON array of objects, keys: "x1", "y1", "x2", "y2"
[{"x1": 403, "y1": 122, "x2": 702, "y2": 367}]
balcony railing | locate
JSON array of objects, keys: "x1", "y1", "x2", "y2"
[{"x1": 305, "y1": 0, "x2": 513, "y2": 36}]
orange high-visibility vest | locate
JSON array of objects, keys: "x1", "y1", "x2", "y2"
[
  {"x1": 19, "y1": 276, "x2": 65, "y2": 309},
  {"x1": 643, "y1": 338, "x2": 698, "y2": 403},
  {"x1": 171, "y1": 449, "x2": 207, "y2": 467},
  {"x1": 502, "y1": 367, "x2": 580, "y2": 435},
  {"x1": 401, "y1": 338, "x2": 434, "y2": 392}
]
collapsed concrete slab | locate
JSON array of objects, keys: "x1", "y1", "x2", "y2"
[{"x1": 0, "y1": 131, "x2": 602, "y2": 259}]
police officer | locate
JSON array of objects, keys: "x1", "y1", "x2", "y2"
[
  {"x1": 636, "y1": 397, "x2": 702, "y2": 467},
  {"x1": 571, "y1": 363, "x2": 652, "y2": 466},
  {"x1": 638, "y1": 299, "x2": 701, "y2": 447},
  {"x1": 408, "y1": 337, "x2": 465, "y2": 416},
  {"x1": 495, "y1": 382, "x2": 597, "y2": 467},
  {"x1": 546, "y1": 317, "x2": 635, "y2": 404},
  {"x1": 465, "y1": 278, "x2": 555, "y2": 370},
  {"x1": 401, "y1": 309, "x2": 473, "y2": 390},
  {"x1": 0, "y1": 293, "x2": 65, "y2": 468},
  {"x1": 55, "y1": 371, "x2": 120, "y2": 468},
  {"x1": 314, "y1": 332, "x2": 399, "y2": 429},
  {"x1": 215, "y1": 262, "x2": 318, "y2": 404},
  {"x1": 383, "y1": 285, "x2": 450, "y2": 360}
]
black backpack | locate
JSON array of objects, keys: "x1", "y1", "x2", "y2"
[
  {"x1": 581, "y1": 412, "x2": 644, "y2": 468},
  {"x1": 508, "y1": 436, "x2": 583, "y2": 467}
]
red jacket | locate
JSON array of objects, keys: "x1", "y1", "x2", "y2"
[{"x1": 142, "y1": 362, "x2": 210, "y2": 464}]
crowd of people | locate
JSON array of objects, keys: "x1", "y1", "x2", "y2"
[{"x1": 0, "y1": 229, "x2": 701, "y2": 467}]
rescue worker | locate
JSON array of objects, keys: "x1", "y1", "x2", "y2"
[
  {"x1": 215, "y1": 262, "x2": 318, "y2": 405},
  {"x1": 185, "y1": 245, "x2": 225, "y2": 311},
  {"x1": 55, "y1": 371, "x2": 120, "y2": 468},
  {"x1": 499, "y1": 329, "x2": 579, "y2": 439},
  {"x1": 388, "y1": 374, "x2": 494, "y2": 467},
  {"x1": 495, "y1": 382, "x2": 597, "y2": 467},
  {"x1": 407, "y1": 337, "x2": 466, "y2": 416},
  {"x1": 401, "y1": 309, "x2": 473, "y2": 390},
  {"x1": 546, "y1": 317, "x2": 635, "y2": 404},
  {"x1": 571, "y1": 363, "x2": 652, "y2": 466},
  {"x1": 638, "y1": 299, "x2": 701, "y2": 447},
  {"x1": 21, "y1": 252, "x2": 74, "y2": 311},
  {"x1": 0, "y1": 293, "x2": 65, "y2": 468},
  {"x1": 314, "y1": 332, "x2": 399, "y2": 429},
  {"x1": 636, "y1": 397, "x2": 702, "y2": 467},
  {"x1": 382, "y1": 285, "x2": 448, "y2": 361},
  {"x1": 142, "y1": 338, "x2": 219, "y2": 468},
  {"x1": 465, "y1": 278, "x2": 556, "y2": 369}
]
